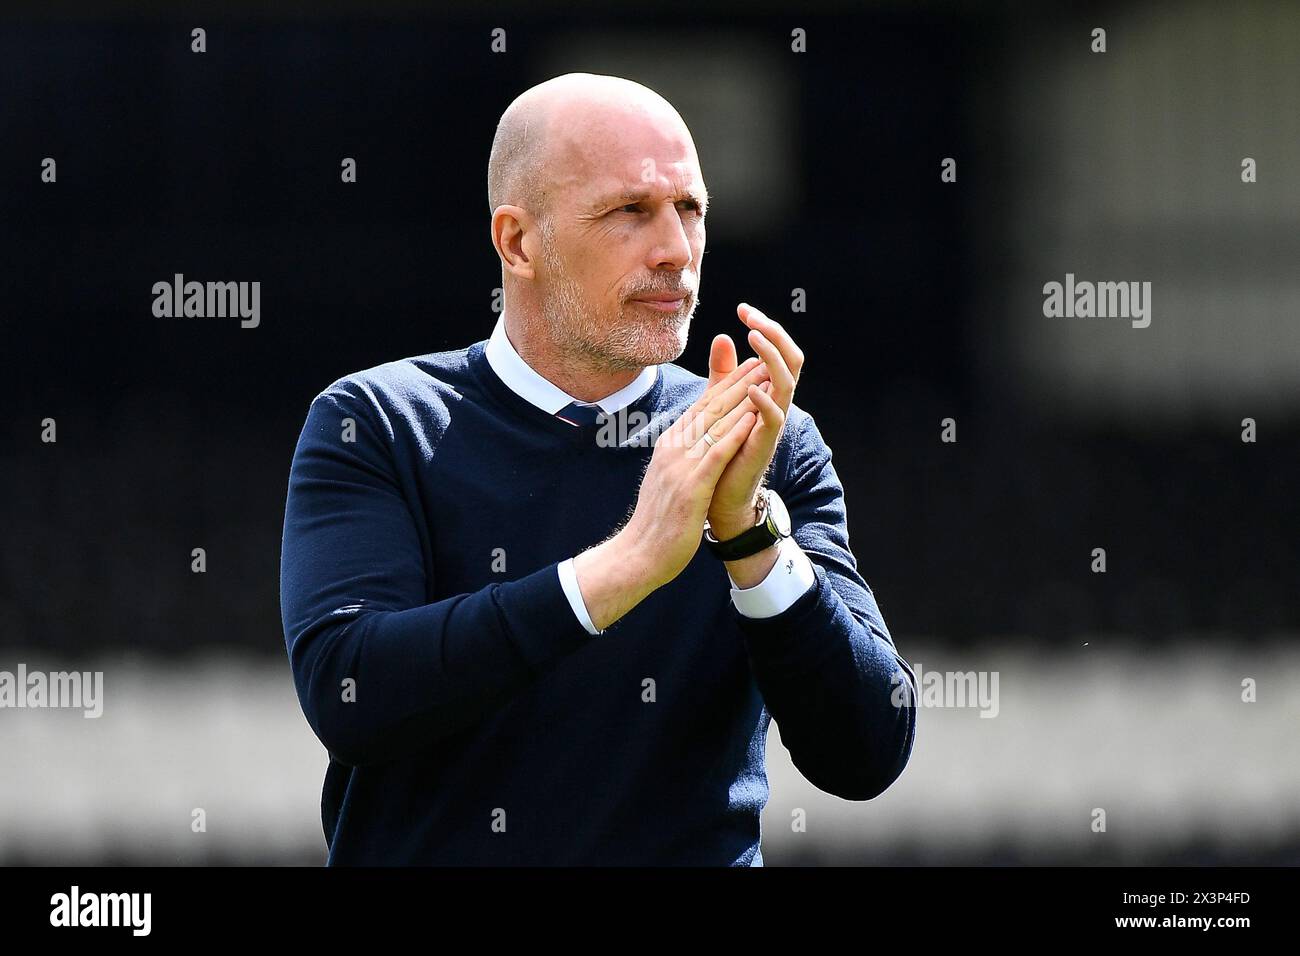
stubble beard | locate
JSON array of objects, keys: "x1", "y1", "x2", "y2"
[{"x1": 539, "y1": 222, "x2": 694, "y2": 374}]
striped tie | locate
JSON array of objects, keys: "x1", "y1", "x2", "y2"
[{"x1": 554, "y1": 400, "x2": 604, "y2": 427}]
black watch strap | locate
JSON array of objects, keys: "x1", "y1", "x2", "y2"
[{"x1": 704, "y1": 492, "x2": 783, "y2": 561}]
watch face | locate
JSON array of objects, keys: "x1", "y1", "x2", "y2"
[{"x1": 767, "y1": 490, "x2": 792, "y2": 536}]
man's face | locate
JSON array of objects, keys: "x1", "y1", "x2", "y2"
[{"x1": 535, "y1": 115, "x2": 707, "y2": 372}]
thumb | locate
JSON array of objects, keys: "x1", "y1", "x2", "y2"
[{"x1": 707, "y1": 334, "x2": 737, "y2": 389}]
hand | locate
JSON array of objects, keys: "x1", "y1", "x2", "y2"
[
  {"x1": 705, "y1": 302, "x2": 805, "y2": 540},
  {"x1": 623, "y1": 354, "x2": 773, "y2": 585},
  {"x1": 572, "y1": 356, "x2": 772, "y2": 630}
]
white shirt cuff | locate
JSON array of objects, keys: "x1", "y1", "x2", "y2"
[
  {"x1": 557, "y1": 558, "x2": 603, "y2": 636},
  {"x1": 727, "y1": 535, "x2": 818, "y2": 618}
]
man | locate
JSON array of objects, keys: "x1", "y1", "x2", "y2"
[{"x1": 280, "y1": 73, "x2": 916, "y2": 865}]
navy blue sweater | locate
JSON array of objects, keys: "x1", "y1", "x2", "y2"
[{"x1": 279, "y1": 337, "x2": 917, "y2": 865}]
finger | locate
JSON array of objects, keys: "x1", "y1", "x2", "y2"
[
  {"x1": 738, "y1": 303, "x2": 805, "y2": 383},
  {"x1": 747, "y1": 381, "x2": 786, "y2": 434},
  {"x1": 668, "y1": 356, "x2": 762, "y2": 443},
  {"x1": 700, "y1": 377, "x2": 780, "y2": 446},
  {"x1": 699, "y1": 386, "x2": 761, "y2": 444},
  {"x1": 707, "y1": 334, "x2": 738, "y2": 390},
  {"x1": 685, "y1": 363, "x2": 768, "y2": 445},
  {"x1": 739, "y1": 303, "x2": 801, "y2": 368},
  {"x1": 735, "y1": 383, "x2": 784, "y2": 463},
  {"x1": 746, "y1": 328, "x2": 795, "y2": 408},
  {"x1": 682, "y1": 360, "x2": 770, "y2": 445},
  {"x1": 697, "y1": 410, "x2": 757, "y2": 478},
  {"x1": 696, "y1": 355, "x2": 760, "y2": 410}
]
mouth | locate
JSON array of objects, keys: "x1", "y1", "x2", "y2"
[{"x1": 630, "y1": 294, "x2": 689, "y2": 312}]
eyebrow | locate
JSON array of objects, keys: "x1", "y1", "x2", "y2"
[{"x1": 592, "y1": 186, "x2": 709, "y2": 214}]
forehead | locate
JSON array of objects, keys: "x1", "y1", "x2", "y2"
[{"x1": 549, "y1": 105, "x2": 704, "y2": 207}]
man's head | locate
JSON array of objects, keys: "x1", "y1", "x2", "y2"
[{"x1": 488, "y1": 73, "x2": 708, "y2": 374}]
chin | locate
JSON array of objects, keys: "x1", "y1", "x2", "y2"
[
  {"x1": 606, "y1": 307, "x2": 690, "y2": 367},
  {"x1": 646, "y1": 318, "x2": 690, "y2": 365}
]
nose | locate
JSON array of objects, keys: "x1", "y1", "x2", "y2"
[{"x1": 647, "y1": 204, "x2": 695, "y2": 271}]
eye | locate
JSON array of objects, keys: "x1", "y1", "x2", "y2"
[{"x1": 610, "y1": 201, "x2": 704, "y2": 218}]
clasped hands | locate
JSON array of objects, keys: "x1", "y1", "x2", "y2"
[{"x1": 689, "y1": 302, "x2": 805, "y2": 542}]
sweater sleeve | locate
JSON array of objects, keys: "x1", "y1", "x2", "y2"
[
  {"x1": 279, "y1": 385, "x2": 595, "y2": 769},
  {"x1": 738, "y1": 411, "x2": 918, "y2": 800}
]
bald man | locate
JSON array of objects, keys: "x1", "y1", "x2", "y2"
[{"x1": 280, "y1": 73, "x2": 917, "y2": 866}]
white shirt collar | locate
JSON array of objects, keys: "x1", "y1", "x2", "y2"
[{"x1": 484, "y1": 313, "x2": 659, "y2": 415}]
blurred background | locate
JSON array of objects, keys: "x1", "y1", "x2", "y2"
[{"x1": 2, "y1": 0, "x2": 1297, "y2": 864}]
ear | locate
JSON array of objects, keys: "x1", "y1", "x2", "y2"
[
  {"x1": 708, "y1": 333, "x2": 737, "y2": 389},
  {"x1": 491, "y1": 205, "x2": 537, "y2": 280}
]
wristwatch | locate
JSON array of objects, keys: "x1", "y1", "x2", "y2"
[{"x1": 703, "y1": 488, "x2": 792, "y2": 561}]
